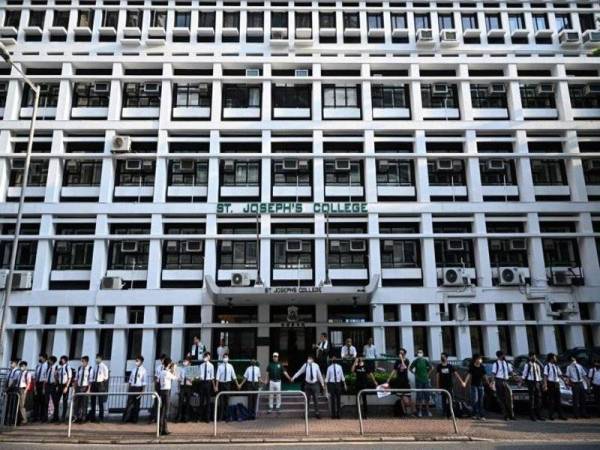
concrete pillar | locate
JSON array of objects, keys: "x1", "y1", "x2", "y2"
[
  {"x1": 141, "y1": 306, "x2": 157, "y2": 368},
  {"x1": 473, "y1": 213, "x2": 492, "y2": 287},
  {"x1": 526, "y1": 213, "x2": 548, "y2": 288},
  {"x1": 52, "y1": 307, "x2": 72, "y2": 358},
  {"x1": 421, "y1": 213, "x2": 437, "y2": 288},
  {"x1": 508, "y1": 303, "x2": 529, "y2": 356},
  {"x1": 22, "y1": 307, "x2": 42, "y2": 364},
  {"x1": 257, "y1": 304, "x2": 270, "y2": 369},
  {"x1": 427, "y1": 304, "x2": 443, "y2": 358},
  {"x1": 146, "y1": 214, "x2": 162, "y2": 289},
  {"x1": 399, "y1": 304, "x2": 414, "y2": 356},
  {"x1": 481, "y1": 304, "x2": 499, "y2": 356},
  {"x1": 32, "y1": 215, "x2": 53, "y2": 290},
  {"x1": 170, "y1": 306, "x2": 185, "y2": 362},
  {"x1": 81, "y1": 306, "x2": 99, "y2": 358},
  {"x1": 371, "y1": 304, "x2": 386, "y2": 356},
  {"x1": 201, "y1": 305, "x2": 213, "y2": 353},
  {"x1": 109, "y1": 306, "x2": 128, "y2": 376}
]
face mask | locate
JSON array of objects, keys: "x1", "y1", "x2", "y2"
[
  {"x1": 223, "y1": 357, "x2": 229, "y2": 363},
  {"x1": 183, "y1": 361, "x2": 190, "y2": 367},
  {"x1": 417, "y1": 352, "x2": 424, "y2": 358},
  {"x1": 136, "y1": 361, "x2": 142, "y2": 367},
  {"x1": 307, "y1": 359, "x2": 313, "y2": 364},
  {"x1": 39, "y1": 358, "x2": 43, "y2": 363},
  {"x1": 96, "y1": 359, "x2": 102, "y2": 364},
  {"x1": 204, "y1": 357, "x2": 210, "y2": 362}
]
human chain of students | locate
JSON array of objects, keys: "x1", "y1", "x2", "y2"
[{"x1": 3, "y1": 334, "x2": 600, "y2": 436}]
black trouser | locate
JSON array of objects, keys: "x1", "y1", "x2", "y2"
[
  {"x1": 357, "y1": 385, "x2": 369, "y2": 418},
  {"x1": 327, "y1": 382, "x2": 342, "y2": 418},
  {"x1": 317, "y1": 355, "x2": 328, "y2": 373},
  {"x1": 246, "y1": 382, "x2": 259, "y2": 414},
  {"x1": 74, "y1": 386, "x2": 89, "y2": 421},
  {"x1": 199, "y1": 380, "x2": 213, "y2": 422},
  {"x1": 150, "y1": 381, "x2": 160, "y2": 422},
  {"x1": 89, "y1": 381, "x2": 107, "y2": 421},
  {"x1": 304, "y1": 382, "x2": 320, "y2": 416},
  {"x1": 159, "y1": 389, "x2": 171, "y2": 435},
  {"x1": 53, "y1": 384, "x2": 70, "y2": 422},
  {"x1": 495, "y1": 379, "x2": 514, "y2": 419},
  {"x1": 546, "y1": 381, "x2": 564, "y2": 419},
  {"x1": 3, "y1": 389, "x2": 19, "y2": 426},
  {"x1": 33, "y1": 382, "x2": 48, "y2": 422},
  {"x1": 571, "y1": 382, "x2": 586, "y2": 417},
  {"x1": 217, "y1": 382, "x2": 232, "y2": 421},
  {"x1": 46, "y1": 384, "x2": 57, "y2": 422},
  {"x1": 122, "y1": 385, "x2": 144, "y2": 423},
  {"x1": 592, "y1": 385, "x2": 600, "y2": 416},
  {"x1": 526, "y1": 381, "x2": 543, "y2": 418},
  {"x1": 441, "y1": 385, "x2": 453, "y2": 418},
  {"x1": 177, "y1": 384, "x2": 193, "y2": 422}
]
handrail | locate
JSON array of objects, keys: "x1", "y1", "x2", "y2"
[
  {"x1": 213, "y1": 389, "x2": 308, "y2": 437},
  {"x1": 67, "y1": 391, "x2": 161, "y2": 438},
  {"x1": 0, "y1": 391, "x2": 21, "y2": 428},
  {"x1": 356, "y1": 388, "x2": 459, "y2": 435}
]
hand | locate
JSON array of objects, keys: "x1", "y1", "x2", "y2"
[{"x1": 461, "y1": 381, "x2": 467, "y2": 389}]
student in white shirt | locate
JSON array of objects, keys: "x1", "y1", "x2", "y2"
[
  {"x1": 45, "y1": 356, "x2": 58, "y2": 424},
  {"x1": 341, "y1": 338, "x2": 357, "y2": 361},
  {"x1": 521, "y1": 352, "x2": 545, "y2": 421},
  {"x1": 492, "y1": 350, "x2": 515, "y2": 421},
  {"x1": 3, "y1": 360, "x2": 20, "y2": 426},
  {"x1": 89, "y1": 353, "x2": 109, "y2": 423},
  {"x1": 73, "y1": 356, "x2": 92, "y2": 423},
  {"x1": 150, "y1": 354, "x2": 167, "y2": 424},
  {"x1": 325, "y1": 355, "x2": 347, "y2": 419},
  {"x1": 16, "y1": 361, "x2": 32, "y2": 425},
  {"x1": 54, "y1": 355, "x2": 73, "y2": 423},
  {"x1": 176, "y1": 357, "x2": 194, "y2": 423},
  {"x1": 565, "y1": 355, "x2": 589, "y2": 419},
  {"x1": 123, "y1": 356, "x2": 147, "y2": 424},
  {"x1": 543, "y1": 352, "x2": 567, "y2": 421},
  {"x1": 158, "y1": 358, "x2": 178, "y2": 436},
  {"x1": 197, "y1": 352, "x2": 216, "y2": 423},
  {"x1": 241, "y1": 359, "x2": 262, "y2": 413},
  {"x1": 363, "y1": 338, "x2": 378, "y2": 372},
  {"x1": 292, "y1": 356, "x2": 325, "y2": 419},
  {"x1": 189, "y1": 336, "x2": 206, "y2": 361},
  {"x1": 215, "y1": 354, "x2": 239, "y2": 421},
  {"x1": 314, "y1": 333, "x2": 330, "y2": 372},
  {"x1": 216, "y1": 339, "x2": 229, "y2": 361},
  {"x1": 589, "y1": 360, "x2": 600, "y2": 417},
  {"x1": 33, "y1": 353, "x2": 49, "y2": 423}
]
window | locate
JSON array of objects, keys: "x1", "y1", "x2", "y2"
[
  {"x1": 323, "y1": 85, "x2": 360, "y2": 108},
  {"x1": 478, "y1": 157, "x2": 516, "y2": 185},
  {"x1": 434, "y1": 225, "x2": 473, "y2": 267},
  {"x1": 223, "y1": 85, "x2": 261, "y2": 108},
  {"x1": 542, "y1": 231, "x2": 579, "y2": 267},
  {"x1": 272, "y1": 226, "x2": 312, "y2": 269},
  {"x1": 53, "y1": 10, "x2": 70, "y2": 27},
  {"x1": 175, "y1": 11, "x2": 191, "y2": 28},
  {"x1": 73, "y1": 82, "x2": 110, "y2": 107},
  {"x1": 296, "y1": 12, "x2": 312, "y2": 29},
  {"x1": 367, "y1": 13, "x2": 383, "y2": 30},
  {"x1": 519, "y1": 84, "x2": 556, "y2": 109},
  {"x1": 22, "y1": 83, "x2": 60, "y2": 107},
  {"x1": 420, "y1": 84, "x2": 459, "y2": 108},
  {"x1": 10, "y1": 157, "x2": 48, "y2": 187},
  {"x1": 115, "y1": 158, "x2": 155, "y2": 187},
  {"x1": 4, "y1": 10, "x2": 21, "y2": 28},
  {"x1": 414, "y1": 14, "x2": 431, "y2": 30},
  {"x1": 380, "y1": 240, "x2": 419, "y2": 268},
  {"x1": 376, "y1": 160, "x2": 413, "y2": 185},
  {"x1": 461, "y1": 14, "x2": 477, "y2": 30},
  {"x1": 554, "y1": 14, "x2": 571, "y2": 32},
  {"x1": 223, "y1": 12, "x2": 240, "y2": 28},
  {"x1": 168, "y1": 159, "x2": 209, "y2": 186},
  {"x1": 127, "y1": 330, "x2": 143, "y2": 359},
  {"x1": 391, "y1": 13, "x2": 407, "y2": 29},
  {"x1": 273, "y1": 84, "x2": 311, "y2": 108},
  {"x1": 222, "y1": 160, "x2": 260, "y2": 186},
  {"x1": 579, "y1": 13, "x2": 596, "y2": 32},
  {"x1": 219, "y1": 226, "x2": 257, "y2": 270},
  {"x1": 28, "y1": 10, "x2": 45, "y2": 28},
  {"x1": 485, "y1": 14, "x2": 501, "y2": 31},
  {"x1": 77, "y1": 9, "x2": 94, "y2": 28},
  {"x1": 327, "y1": 225, "x2": 368, "y2": 269},
  {"x1": 372, "y1": 85, "x2": 408, "y2": 108},
  {"x1": 470, "y1": 84, "x2": 508, "y2": 108},
  {"x1": 102, "y1": 10, "x2": 119, "y2": 28},
  {"x1": 198, "y1": 11, "x2": 215, "y2": 28},
  {"x1": 52, "y1": 225, "x2": 94, "y2": 270},
  {"x1": 173, "y1": 83, "x2": 211, "y2": 107},
  {"x1": 109, "y1": 226, "x2": 150, "y2": 270},
  {"x1": 0, "y1": 82, "x2": 7, "y2": 107},
  {"x1": 531, "y1": 159, "x2": 566, "y2": 185},
  {"x1": 532, "y1": 14, "x2": 548, "y2": 31},
  {"x1": 271, "y1": 12, "x2": 288, "y2": 28},
  {"x1": 508, "y1": 14, "x2": 525, "y2": 32},
  {"x1": 151, "y1": 10, "x2": 167, "y2": 28},
  {"x1": 583, "y1": 156, "x2": 600, "y2": 185},
  {"x1": 569, "y1": 85, "x2": 600, "y2": 109},
  {"x1": 324, "y1": 160, "x2": 362, "y2": 185},
  {"x1": 344, "y1": 13, "x2": 360, "y2": 29},
  {"x1": 427, "y1": 158, "x2": 465, "y2": 186},
  {"x1": 319, "y1": 12, "x2": 336, "y2": 28},
  {"x1": 487, "y1": 225, "x2": 528, "y2": 267},
  {"x1": 123, "y1": 83, "x2": 161, "y2": 108},
  {"x1": 247, "y1": 12, "x2": 263, "y2": 28},
  {"x1": 126, "y1": 10, "x2": 142, "y2": 28},
  {"x1": 1, "y1": 225, "x2": 39, "y2": 271},
  {"x1": 163, "y1": 225, "x2": 205, "y2": 270},
  {"x1": 272, "y1": 159, "x2": 311, "y2": 186},
  {"x1": 438, "y1": 14, "x2": 454, "y2": 30},
  {"x1": 62, "y1": 159, "x2": 102, "y2": 186}
]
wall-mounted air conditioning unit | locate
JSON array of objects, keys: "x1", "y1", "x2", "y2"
[
  {"x1": 101, "y1": 276, "x2": 123, "y2": 290},
  {"x1": 286, "y1": 240, "x2": 302, "y2": 252},
  {"x1": 499, "y1": 267, "x2": 523, "y2": 286},
  {"x1": 446, "y1": 239, "x2": 464, "y2": 251},
  {"x1": 120, "y1": 241, "x2": 139, "y2": 253},
  {"x1": 442, "y1": 267, "x2": 467, "y2": 286},
  {"x1": 231, "y1": 272, "x2": 251, "y2": 286},
  {"x1": 185, "y1": 240, "x2": 203, "y2": 252},
  {"x1": 334, "y1": 159, "x2": 351, "y2": 171},
  {"x1": 112, "y1": 135, "x2": 131, "y2": 153}
]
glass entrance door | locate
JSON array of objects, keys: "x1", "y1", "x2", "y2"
[{"x1": 271, "y1": 326, "x2": 316, "y2": 374}]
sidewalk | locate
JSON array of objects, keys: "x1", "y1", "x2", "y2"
[{"x1": 1, "y1": 415, "x2": 600, "y2": 444}]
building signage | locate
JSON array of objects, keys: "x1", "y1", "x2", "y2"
[
  {"x1": 265, "y1": 286, "x2": 323, "y2": 295},
  {"x1": 216, "y1": 202, "x2": 368, "y2": 214}
]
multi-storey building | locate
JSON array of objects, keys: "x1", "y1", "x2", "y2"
[{"x1": 0, "y1": 1, "x2": 599, "y2": 376}]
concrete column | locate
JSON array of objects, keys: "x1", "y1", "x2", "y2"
[
  {"x1": 82, "y1": 306, "x2": 99, "y2": 358},
  {"x1": 508, "y1": 303, "x2": 529, "y2": 356},
  {"x1": 465, "y1": 130, "x2": 482, "y2": 202},
  {"x1": 364, "y1": 130, "x2": 377, "y2": 202},
  {"x1": 473, "y1": 213, "x2": 492, "y2": 287},
  {"x1": 0, "y1": 131, "x2": 11, "y2": 203},
  {"x1": 515, "y1": 130, "x2": 535, "y2": 203},
  {"x1": 368, "y1": 214, "x2": 381, "y2": 286},
  {"x1": 526, "y1": 213, "x2": 548, "y2": 288},
  {"x1": 409, "y1": 64, "x2": 423, "y2": 121},
  {"x1": 4, "y1": 64, "x2": 24, "y2": 121},
  {"x1": 427, "y1": 304, "x2": 443, "y2": 358},
  {"x1": 399, "y1": 304, "x2": 414, "y2": 356},
  {"x1": 421, "y1": 213, "x2": 437, "y2": 288},
  {"x1": 170, "y1": 306, "x2": 185, "y2": 361},
  {"x1": 153, "y1": 129, "x2": 169, "y2": 204},
  {"x1": 506, "y1": 64, "x2": 524, "y2": 122},
  {"x1": 414, "y1": 130, "x2": 430, "y2": 203},
  {"x1": 361, "y1": 63, "x2": 373, "y2": 122},
  {"x1": 257, "y1": 304, "x2": 270, "y2": 369},
  {"x1": 90, "y1": 214, "x2": 109, "y2": 290},
  {"x1": 107, "y1": 63, "x2": 123, "y2": 121},
  {"x1": 481, "y1": 304, "x2": 499, "y2": 356},
  {"x1": 371, "y1": 304, "x2": 386, "y2": 356},
  {"x1": 201, "y1": 305, "x2": 213, "y2": 352},
  {"x1": 563, "y1": 130, "x2": 587, "y2": 203},
  {"x1": 109, "y1": 306, "x2": 129, "y2": 376},
  {"x1": 578, "y1": 213, "x2": 600, "y2": 287},
  {"x1": 261, "y1": 130, "x2": 271, "y2": 203},
  {"x1": 314, "y1": 130, "x2": 326, "y2": 284},
  {"x1": 312, "y1": 63, "x2": 322, "y2": 121},
  {"x1": 335, "y1": 1, "x2": 344, "y2": 44},
  {"x1": 589, "y1": 303, "x2": 600, "y2": 346},
  {"x1": 455, "y1": 307, "x2": 472, "y2": 359},
  {"x1": 141, "y1": 306, "x2": 157, "y2": 367},
  {"x1": 44, "y1": 131, "x2": 64, "y2": 203},
  {"x1": 535, "y1": 302, "x2": 557, "y2": 354},
  {"x1": 554, "y1": 64, "x2": 573, "y2": 122},
  {"x1": 259, "y1": 215, "x2": 271, "y2": 286},
  {"x1": 52, "y1": 307, "x2": 72, "y2": 358},
  {"x1": 457, "y1": 64, "x2": 473, "y2": 121},
  {"x1": 146, "y1": 214, "x2": 162, "y2": 289},
  {"x1": 262, "y1": 63, "x2": 271, "y2": 121},
  {"x1": 55, "y1": 63, "x2": 73, "y2": 120},
  {"x1": 565, "y1": 321, "x2": 585, "y2": 349},
  {"x1": 32, "y1": 215, "x2": 53, "y2": 290},
  {"x1": 211, "y1": 64, "x2": 223, "y2": 122},
  {"x1": 22, "y1": 307, "x2": 42, "y2": 364},
  {"x1": 98, "y1": 130, "x2": 116, "y2": 204}
]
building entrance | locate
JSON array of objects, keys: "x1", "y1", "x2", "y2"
[{"x1": 271, "y1": 326, "x2": 316, "y2": 374}]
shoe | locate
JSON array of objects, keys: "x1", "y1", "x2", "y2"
[
  {"x1": 160, "y1": 431, "x2": 171, "y2": 436},
  {"x1": 537, "y1": 417, "x2": 546, "y2": 421},
  {"x1": 426, "y1": 411, "x2": 432, "y2": 417},
  {"x1": 267, "y1": 409, "x2": 272, "y2": 414},
  {"x1": 417, "y1": 411, "x2": 422, "y2": 417},
  {"x1": 315, "y1": 414, "x2": 321, "y2": 419},
  {"x1": 548, "y1": 416, "x2": 555, "y2": 421},
  {"x1": 480, "y1": 417, "x2": 487, "y2": 421}
]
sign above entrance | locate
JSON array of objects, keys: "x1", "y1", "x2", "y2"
[{"x1": 216, "y1": 202, "x2": 368, "y2": 215}]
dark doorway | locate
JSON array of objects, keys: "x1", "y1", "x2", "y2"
[{"x1": 271, "y1": 326, "x2": 316, "y2": 374}]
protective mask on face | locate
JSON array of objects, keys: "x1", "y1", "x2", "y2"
[
  {"x1": 183, "y1": 361, "x2": 190, "y2": 367},
  {"x1": 204, "y1": 357, "x2": 210, "y2": 362},
  {"x1": 417, "y1": 352, "x2": 424, "y2": 358},
  {"x1": 136, "y1": 361, "x2": 142, "y2": 367},
  {"x1": 96, "y1": 359, "x2": 101, "y2": 364},
  {"x1": 223, "y1": 357, "x2": 229, "y2": 363},
  {"x1": 307, "y1": 359, "x2": 314, "y2": 364}
]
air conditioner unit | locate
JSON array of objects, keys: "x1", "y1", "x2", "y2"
[
  {"x1": 93, "y1": 82, "x2": 110, "y2": 94},
  {"x1": 185, "y1": 240, "x2": 203, "y2": 252},
  {"x1": 39, "y1": 84, "x2": 50, "y2": 94},
  {"x1": 442, "y1": 267, "x2": 467, "y2": 286},
  {"x1": 488, "y1": 83, "x2": 506, "y2": 95},
  {"x1": 383, "y1": 239, "x2": 394, "y2": 251},
  {"x1": 559, "y1": 29, "x2": 580, "y2": 45},
  {"x1": 101, "y1": 276, "x2": 123, "y2": 290},
  {"x1": 499, "y1": 267, "x2": 523, "y2": 286},
  {"x1": 486, "y1": 159, "x2": 505, "y2": 171},
  {"x1": 65, "y1": 160, "x2": 79, "y2": 171},
  {"x1": 112, "y1": 135, "x2": 131, "y2": 153},
  {"x1": 142, "y1": 160, "x2": 153, "y2": 169},
  {"x1": 582, "y1": 30, "x2": 600, "y2": 45},
  {"x1": 55, "y1": 241, "x2": 69, "y2": 253},
  {"x1": 295, "y1": 69, "x2": 309, "y2": 77},
  {"x1": 223, "y1": 160, "x2": 235, "y2": 172},
  {"x1": 417, "y1": 28, "x2": 434, "y2": 42},
  {"x1": 551, "y1": 270, "x2": 572, "y2": 286},
  {"x1": 432, "y1": 83, "x2": 449, "y2": 96},
  {"x1": 489, "y1": 239, "x2": 502, "y2": 251},
  {"x1": 177, "y1": 159, "x2": 195, "y2": 172},
  {"x1": 125, "y1": 159, "x2": 142, "y2": 171},
  {"x1": 509, "y1": 238, "x2": 527, "y2": 251},
  {"x1": 536, "y1": 83, "x2": 555, "y2": 95},
  {"x1": 584, "y1": 84, "x2": 600, "y2": 96},
  {"x1": 283, "y1": 159, "x2": 298, "y2": 171},
  {"x1": 298, "y1": 160, "x2": 309, "y2": 170},
  {"x1": 350, "y1": 240, "x2": 366, "y2": 252},
  {"x1": 335, "y1": 159, "x2": 351, "y2": 171},
  {"x1": 231, "y1": 272, "x2": 251, "y2": 287},
  {"x1": 436, "y1": 159, "x2": 454, "y2": 171},
  {"x1": 440, "y1": 30, "x2": 458, "y2": 42},
  {"x1": 377, "y1": 160, "x2": 389, "y2": 172},
  {"x1": 143, "y1": 82, "x2": 160, "y2": 94},
  {"x1": 11, "y1": 271, "x2": 33, "y2": 290},
  {"x1": 446, "y1": 239, "x2": 464, "y2": 251},
  {"x1": 246, "y1": 68, "x2": 260, "y2": 77},
  {"x1": 585, "y1": 159, "x2": 600, "y2": 171},
  {"x1": 120, "y1": 241, "x2": 138, "y2": 253},
  {"x1": 286, "y1": 239, "x2": 302, "y2": 252},
  {"x1": 165, "y1": 241, "x2": 179, "y2": 252},
  {"x1": 330, "y1": 240, "x2": 341, "y2": 251},
  {"x1": 221, "y1": 241, "x2": 233, "y2": 252}
]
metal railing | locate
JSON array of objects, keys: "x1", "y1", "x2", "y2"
[
  {"x1": 213, "y1": 390, "x2": 308, "y2": 437},
  {"x1": 0, "y1": 391, "x2": 20, "y2": 428},
  {"x1": 356, "y1": 388, "x2": 459, "y2": 436},
  {"x1": 67, "y1": 391, "x2": 161, "y2": 438}
]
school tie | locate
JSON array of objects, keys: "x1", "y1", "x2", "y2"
[
  {"x1": 94, "y1": 366, "x2": 99, "y2": 382},
  {"x1": 133, "y1": 367, "x2": 139, "y2": 385},
  {"x1": 36, "y1": 365, "x2": 41, "y2": 381},
  {"x1": 47, "y1": 366, "x2": 53, "y2": 383},
  {"x1": 575, "y1": 365, "x2": 581, "y2": 382},
  {"x1": 194, "y1": 346, "x2": 198, "y2": 360},
  {"x1": 183, "y1": 369, "x2": 187, "y2": 386},
  {"x1": 204, "y1": 363, "x2": 208, "y2": 380},
  {"x1": 309, "y1": 363, "x2": 314, "y2": 382},
  {"x1": 17, "y1": 371, "x2": 23, "y2": 388}
]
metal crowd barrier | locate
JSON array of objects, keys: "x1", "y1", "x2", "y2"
[
  {"x1": 67, "y1": 391, "x2": 161, "y2": 438},
  {"x1": 213, "y1": 390, "x2": 308, "y2": 437},
  {"x1": 0, "y1": 391, "x2": 21, "y2": 428},
  {"x1": 356, "y1": 388, "x2": 459, "y2": 435}
]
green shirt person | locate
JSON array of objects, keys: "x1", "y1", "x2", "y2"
[
  {"x1": 409, "y1": 349, "x2": 434, "y2": 417},
  {"x1": 263, "y1": 353, "x2": 291, "y2": 414}
]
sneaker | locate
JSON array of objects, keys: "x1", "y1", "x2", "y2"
[
  {"x1": 417, "y1": 411, "x2": 422, "y2": 417},
  {"x1": 480, "y1": 417, "x2": 486, "y2": 421},
  {"x1": 426, "y1": 411, "x2": 432, "y2": 417},
  {"x1": 267, "y1": 409, "x2": 272, "y2": 414}
]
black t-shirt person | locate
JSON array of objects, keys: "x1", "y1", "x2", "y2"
[{"x1": 436, "y1": 362, "x2": 455, "y2": 390}]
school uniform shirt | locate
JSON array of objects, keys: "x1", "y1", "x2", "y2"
[
  {"x1": 179, "y1": 366, "x2": 193, "y2": 386},
  {"x1": 543, "y1": 363, "x2": 563, "y2": 383},
  {"x1": 159, "y1": 369, "x2": 178, "y2": 390},
  {"x1": 18, "y1": 370, "x2": 32, "y2": 389},
  {"x1": 294, "y1": 362, "x2": 324, "y2": 384},
  {"x1": 522, "y1": 361, "x2": 543, "y2": 382},
  {"x1": 198, "y1": 361, "x2": 215, "y2": 381},
  {"x1": 190, "y1": 343, "x2": 206, "y2": 360},
  {"x1": 341, "y1": 345, "x2": 357, "y2": 359},
  {"x1": 363, "y1": 345, "x2": 378, "y2": 359},
  {"x1": 154, "y1": 363, "x2": 163, "y2": 382},
  {"x1": 128, "y1": 365, "x2": 147, "y2": 387},
  {"x1": 587, "y1": 367, "x2": 600, "y2": 387},
  {"x1": 34, "y1": 361, "x2": 49, "y2": 383},
  {"x1": 47, "y1": 364, "x2": 57, "y2": 384},
  {"x1": 566, "y1": 363, "x2": 587, "y2": 384},
  {"x1": 57, "y1": 364, "x2": 73, "y2": 385},
  {"x1": 492, "y1": 360, "x2": 513, "y2": 380},
  {"x1": 76, "y1": 365, "x2": 91, "y2": 388},
  {"x1": 325, "y1": 363, "x2": 345, "y2": 383},
  {"x1": 216, "y1": 346, "x2": 229, "y2": 361},
  {"x1": 243, "y1": 365, "x2": 261, "y2": 383},
  {"x1": 91, "y1": 362, "x2": 109, "y2": 383},
  {"x1": 7, "y1": 367, "x2": 20, "y2": 388},
  {"x1": 216, "y1": 363, "x2": 236, "y2": 383}
]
